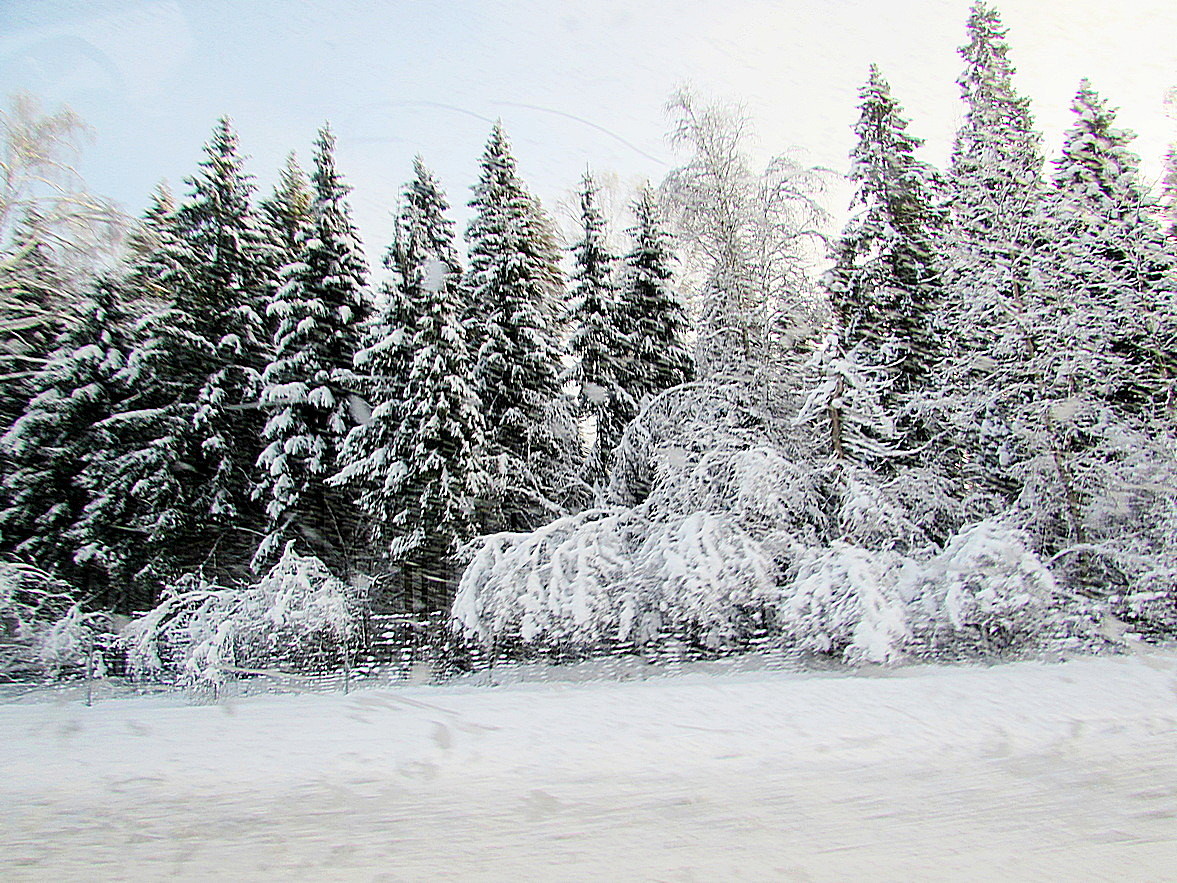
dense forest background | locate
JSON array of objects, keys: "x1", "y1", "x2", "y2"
[{"x1": 2, "y1": 2, "x2": 1176, "y2": 682}]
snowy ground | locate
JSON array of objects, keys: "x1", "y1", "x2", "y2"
[{"x1": 2, "y1": 651, "x2": 1177, "y2": 881}]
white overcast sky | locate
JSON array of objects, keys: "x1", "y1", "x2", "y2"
[{"x1": 2, "y1": 0, "x2": 1174, "y2": 267}]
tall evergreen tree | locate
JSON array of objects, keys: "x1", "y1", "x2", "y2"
[
  {"x1": 0, "y1": 280, "x2": 129, "y2": 602},
  {"x1": 72, "y1": 120, "x2": 275, "y2": 600},
  {"x1": 339, "y1": 157, "x2": 486, "y2": 610},
  {"x1": 1009, "y1": 82, "x2": 1177, "y2": 590},
  {"x1": 566, "y1": 170, "x2": 631, "y2": 487},
  {"x1": 181, "y1": 120, "x2": 277, "y2": 534},
  {"x1": 121, "y1": 183, "x2": 178, "y2": 307},
  {"x1": 333, "y1": 245, "x2": 416, "y2": 578},
  {"x1": 825, "y1": 65, "x2": 944, "y2": 389},
  {"x1": 937, "y1": 2, "x2": 1045, "y2": 501},
  {"x1": 68, "y1": 189, "x2": 190, "y2": 606},
  {"x1": 465, "y1": 122, "x2": 574, "y2": 531},
  {"x1": 948, "y1": 1, "x2": 1042, "y2": 287},
  {"x1": 616, "y1": 184, "x2": 693, "y2": 407},
  {"x1": 1037, "y1": 81, "x2": 1176, "y2": 417},
  {"x1": 255, "y1": 124, "x2": 369, "y2": 571}
]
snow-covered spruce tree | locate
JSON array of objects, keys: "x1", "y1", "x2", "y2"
[
  {"x1": 566, "y1": 169, "x2": 633, "y2": 489},
  {"x1": 336, "y1": 157, "x2": 486, "y2": 611},
  {"x1": 616, "y1": 184, "x2": 693, "y2": 409},
  {"x1": 935, "y1": 1, "x2": 1045, "y2": 504},
  {"x1": 807, "y1": 67, "x2": 959, "y2": 543},
  {"x1": 67, "y1": 191, "x2": 192, "y2": 608},
  {"x1": 181, "y1": 119, "x2": 277, "y2": 542},
  {"x1": 465, "y1": 122, "x2": 577, "y2": 532},
  {"x1": 1038, "y1": 81, "x2": 1175, "y2": 418},
  {"x1": 1163, "y1": 84, "x2": 1177, "y2": 239},
  {"x1": 333, "y1": 228, "x2": 417, "y2": 578},
  {"x1": 825, "y1": 65, "x2": 944, "y2": 394},
  {"x1": 83, "y1": 119, "x2": 275, "y2": 600},
  {"x1": 1009, "y1": 82, "x2": 1177, "y2": 599},
  {"x1": 255, "y1": 124, "x2": 369, "y2": 572},
  {"x1": 948, "y1": 2, "x2": 1042, "y2": 310},
  {"x1": 260, "y1": 152, "x2": 314, "y2": 283},
  {"x1": 0, "y1": 280, "x2": 129, "y2": 599}
]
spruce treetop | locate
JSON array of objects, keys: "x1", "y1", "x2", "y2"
[
  {"x1": 619, "y1": 183, "x2": 692, "y2": 404},
  {"x1": 569, "y1": 168, "x2": 617, "y2": 335},
  {"x1": 951, "y1": 2, "x2": 1041, "y2": 192},
  {"x1": 262, "y1": 151, "x2": 314, "y2": 265},
  {"x1": 826, "y1": 65, "x2": 943, "y2": 372},
  {"x1": 1053, "y1": 81, "x2": 1145, "y2": 217},
  {"x1": 467, "y1": 121, "x2": 563, "y2": 313},
  {"x1": 465, "y1": 121, "x2": 564, "y2": 403},
  {"x1": 850, "y1": 66, "x2": 926, "y2": 207},
  {"x1": 395, "y1": 155, "x2": 461, "y2": 286}
]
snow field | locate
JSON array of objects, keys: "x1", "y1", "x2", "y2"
[{"x1": 2, "y1": 652, "x2": 1177, "y2": 880}]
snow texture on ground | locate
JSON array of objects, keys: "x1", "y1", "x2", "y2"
[{"x1": 2, "y1": 651, "x2": 1176, "y2": 880}]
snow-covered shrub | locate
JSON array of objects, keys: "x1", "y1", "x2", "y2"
[
  {"x1": 906, "y1": 520, "x2": 1058, "y2": 655},
  {"x1": 0, "y1": 563, "x2": 105, "y2": 680},
  {"x1": 779, "y1": 543, "x2": 913, "y2": 664},
  {"x1": 453, "y1": 508, "x2": 636, "y2": 646},
  {"x1": 454, "y1": 504, "x2": 783, "y2": 652},
  {"x1": 123, "y1": 543, "x2": 362, "y2": 686},
  {"x1": 633, "y1": 511, "x2": 779, "y2": 646},
  {"x1": 777, "y1": 520, "x2": 1066, "y2": 664}
]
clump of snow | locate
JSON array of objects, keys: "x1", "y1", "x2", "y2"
[{"x1": 123, "y1": 542, "x2": 361, "y2": 688}]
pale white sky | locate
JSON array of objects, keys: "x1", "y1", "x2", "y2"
[{"x1": 2, "y1": 0, "x2": 1174, "y2": 267}]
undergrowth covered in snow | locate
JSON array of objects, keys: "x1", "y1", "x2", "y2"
[
  {"x1": 122, "y1": 542, "x2": 361, "y2": 688},
  {"x1": 453, "y1": 380, "x2": 1104, "y2": 665}
]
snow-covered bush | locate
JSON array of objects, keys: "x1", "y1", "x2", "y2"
[
  {"x1": 0, "y1": 563, "x2": 105, "y2": 680},
  {"x1": 906, "y1": 520, "x2": 1059, "y2": 655},
  {"x1": 454, "y1": 504, "x2": 782, "y2": 652},
  {"x1": 633, "y1": 511, "x2": 779, "y2": 646},
  {"x1": 455, "y1": 399, "x2": 813, "y2": 654},
  {"x1": 779, "y1": 543, "x2": 913, "y2": 664},
  {"x1": 776, "y1": 520, "x2": 1066, "y2": 664},
  {"x1": 453, "y1": 508, "x2": 635, "y2": 646},
  {"x1": 454, "y1": 351, "x2": 1112, "y2": 665},
  {"x1": 123, "y1": 543, "x2": 362, "y2": 687}
]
